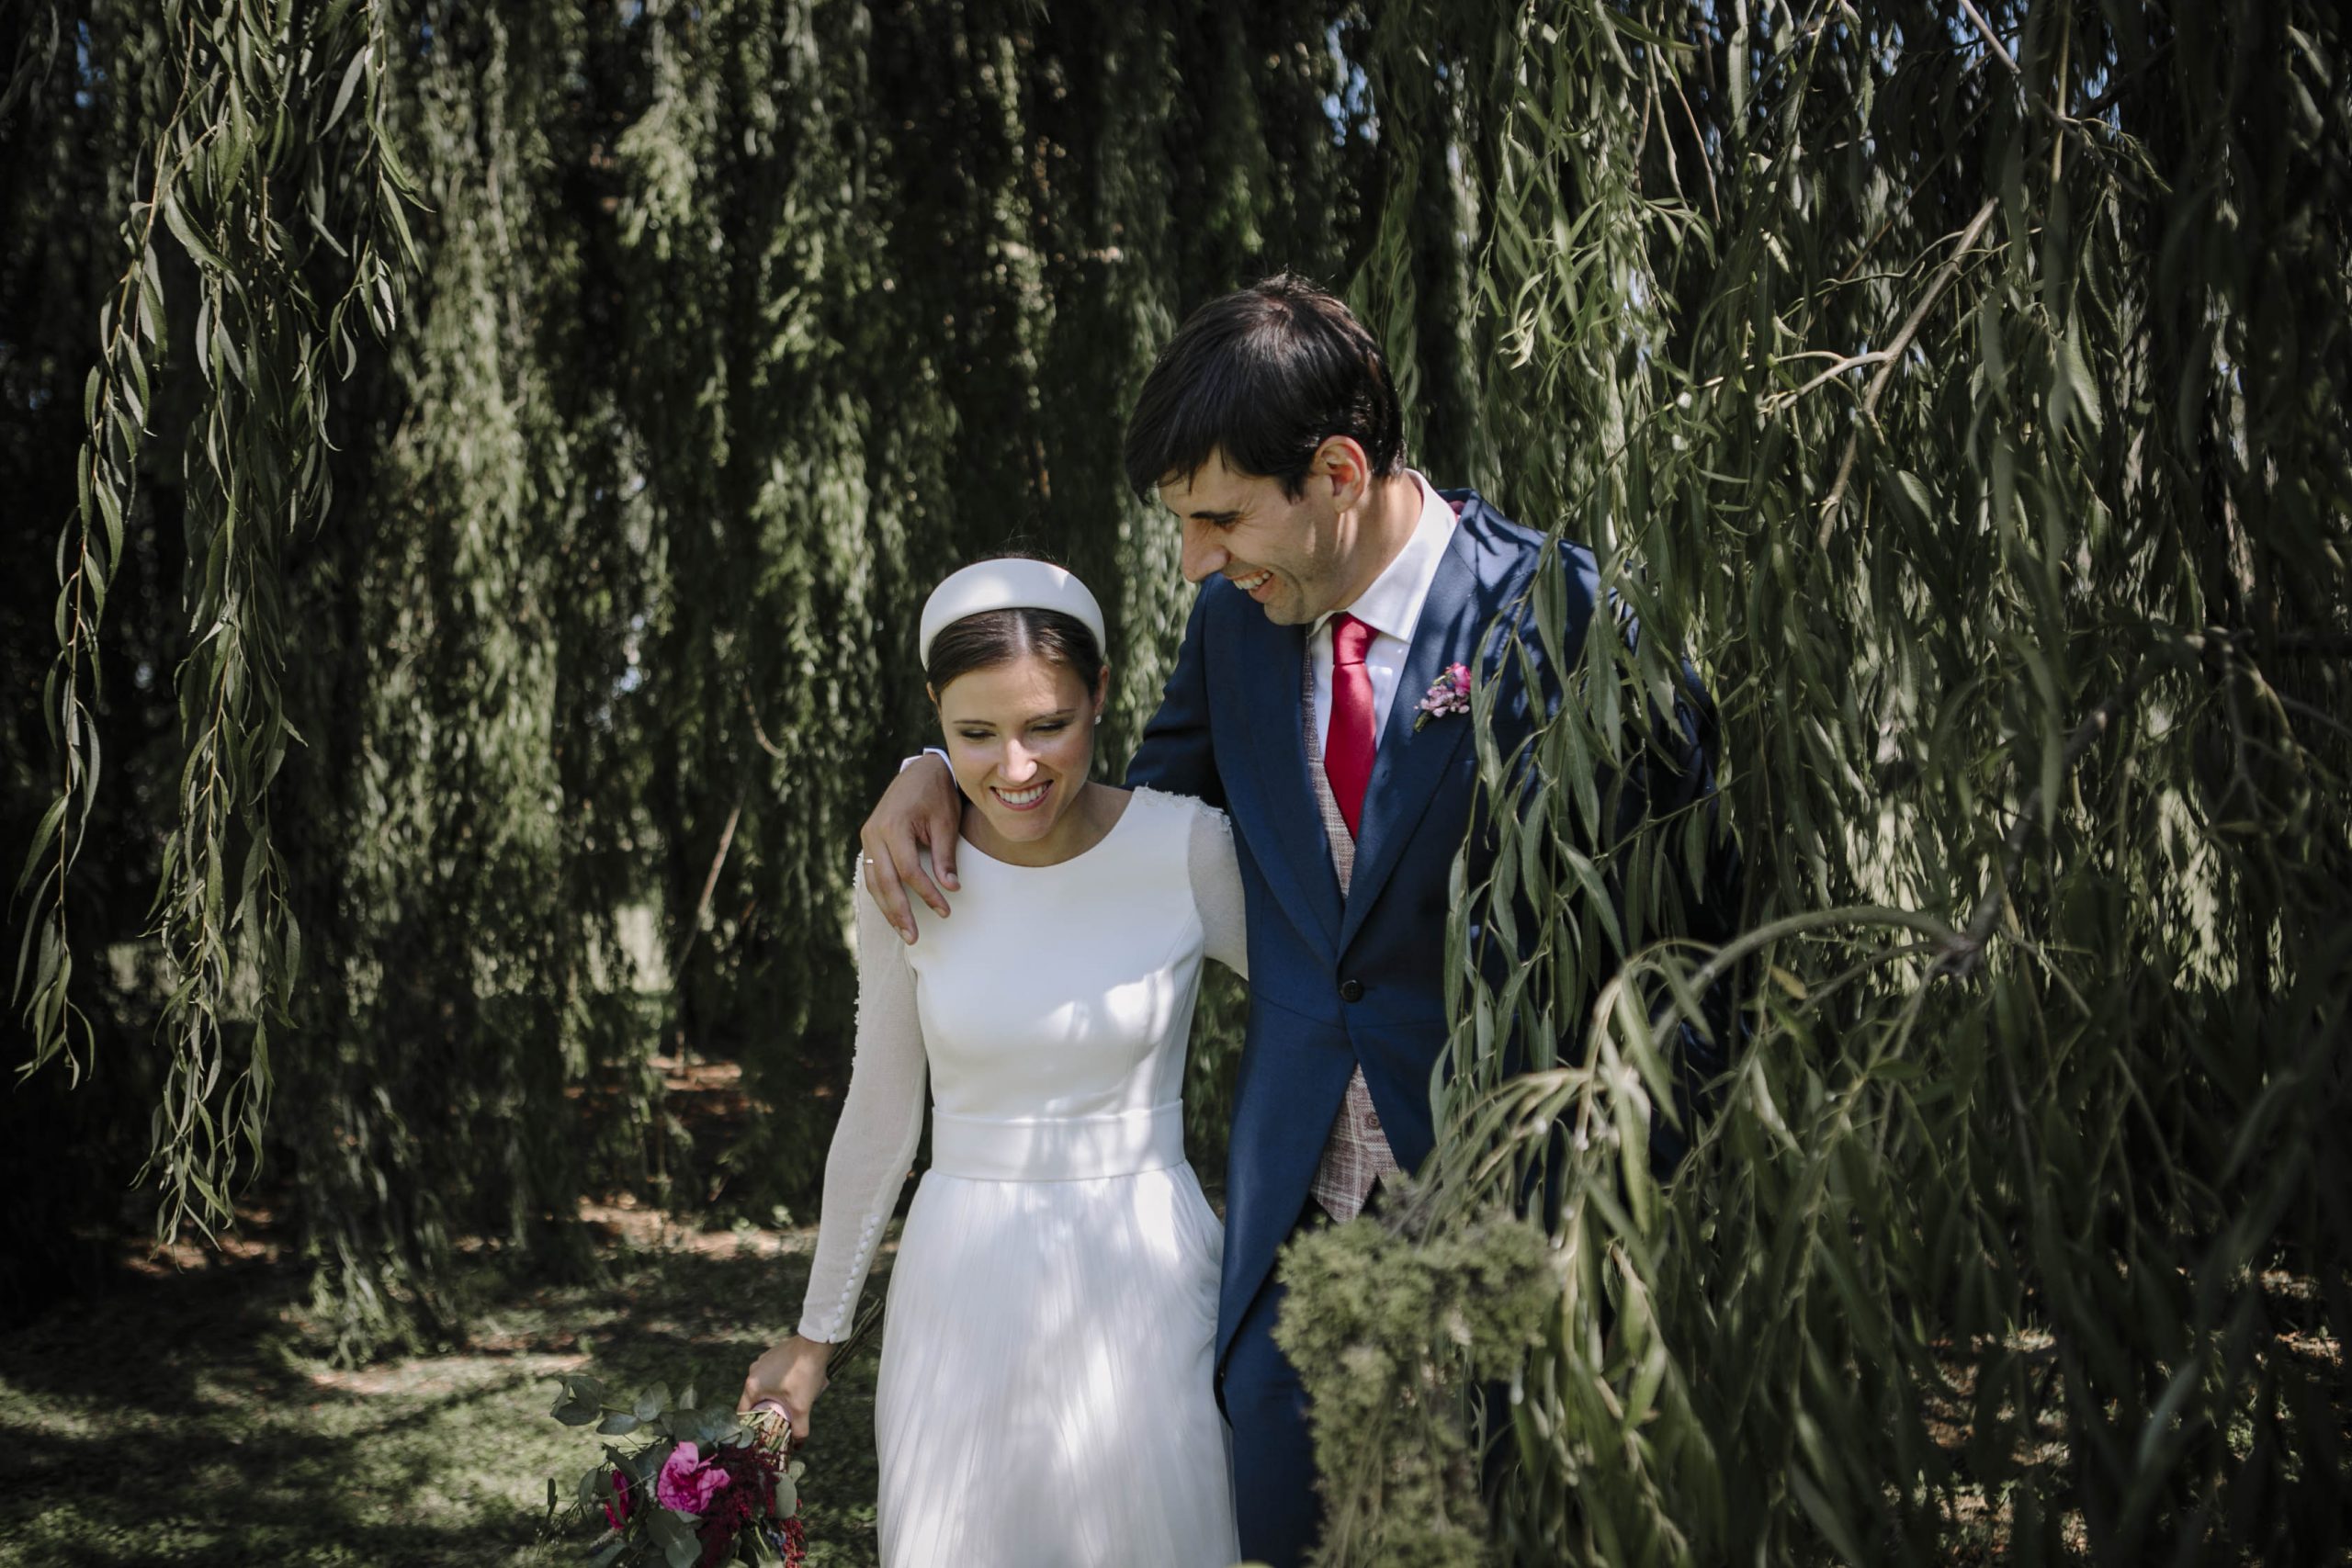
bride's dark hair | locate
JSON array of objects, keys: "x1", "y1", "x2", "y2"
[{"x1": 924, "y1": 606, "x2": 1105, "y2": 698}]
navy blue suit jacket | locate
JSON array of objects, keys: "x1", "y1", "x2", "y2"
[{"x1": 1125, "y1": 489, "x2": 1729, "y2": 1373}]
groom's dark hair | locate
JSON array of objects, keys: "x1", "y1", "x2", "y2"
[{"x1": 1122, "y1": 274, "x2": 1405, "y2": 500}]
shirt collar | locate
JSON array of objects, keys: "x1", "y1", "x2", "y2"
[{"x1": 1317, "y1": 469, "x2": 1458, "y2": 646}]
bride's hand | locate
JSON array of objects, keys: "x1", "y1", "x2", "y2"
[
  {"x1": 739, "y1": 1335, "x2": 831, "y2": 1439},
  {"x1": 861, "y1": 753, "x2": 962, "y2": 944}
]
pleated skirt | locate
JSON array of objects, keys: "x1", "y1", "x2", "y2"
[{"x1": 872, "y1": 1163, "x2": 1240, "y2": 1568}]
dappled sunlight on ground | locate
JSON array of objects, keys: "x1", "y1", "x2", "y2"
[{"x1": 0, "y1": 1203, "x2": 885, "y2": 1568}]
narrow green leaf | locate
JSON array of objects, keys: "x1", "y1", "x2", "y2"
[
  {"x1": 325, "y1": 44, "x2": 370, "y2": 133},
  {"x1": 162, "y1": 187, "x2": 228, "y2": 272}
]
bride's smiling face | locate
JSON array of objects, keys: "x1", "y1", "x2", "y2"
[{"x1": 933, "y1": 653, "x2": 1108, "y2": 855}]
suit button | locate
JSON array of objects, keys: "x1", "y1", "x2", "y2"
[{"x1": 1340, "y1": 978, "x2": 1364, "y2": 1002}]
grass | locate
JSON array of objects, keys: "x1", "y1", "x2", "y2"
[
  {"x1": 8, "y1": 1190, "x2": 2335, "y2": 1566},
  {"x1": 0, "y1": 1210, "x2": 888, "y2": 1568}
]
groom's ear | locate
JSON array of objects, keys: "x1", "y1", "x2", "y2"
[{"x1": 1311, "y1": 435, "x2": 1371, "y2": 510}]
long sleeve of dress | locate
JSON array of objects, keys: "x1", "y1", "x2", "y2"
[
  {"x1": 1185, "y1": 798, "x2": 1249, "y2": 981},
  {"x1": 796, "y1": 860, "x2": 930, "y2": 1343}
]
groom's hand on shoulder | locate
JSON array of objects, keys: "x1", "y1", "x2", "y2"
[{"x1": 861, "y1": 752, "x2": 962, "y2": 943}]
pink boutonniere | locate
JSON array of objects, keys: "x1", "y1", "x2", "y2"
[{"x1": 1414, "y1": 663, "x2": 1473, "y2": 730}]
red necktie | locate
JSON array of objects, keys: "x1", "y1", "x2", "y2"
[{"x1": 1325, "y1": 613, "x2": 1377, "y2": 840}]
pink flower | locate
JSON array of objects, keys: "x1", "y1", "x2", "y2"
[
  {"x1": 657, "y1": 1442, "x2": 731, "y2": 1515},
  {"x1": 1415, "y1": 663, "x2": 1473, "y2": 728},
  {"x1": 603, "y1": 1467, "x2": 635, "y2": 1530}
]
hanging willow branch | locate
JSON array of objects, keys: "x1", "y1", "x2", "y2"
[
  {"x1": 14, "y1": 11, "x2": 201, "y2": 1089},
  {"x1": 17, "y1": 0, "x2": 418, "y2": 1243}
]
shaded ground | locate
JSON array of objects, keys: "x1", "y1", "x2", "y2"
[
  {"x1": 0, "y1": 1208, "x2": 888, "y2": 1568},
  {"x1": 5, "y1": 1185, "x2": 2335, "y2": 1565}
]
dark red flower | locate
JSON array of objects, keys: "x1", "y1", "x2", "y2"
[
  {"x1": 684, "y1": 1440, "x2": 792, "y2": 1565},
  {"x1": 602, "y1": 1468, "x2": 634, "y2": 1531}
]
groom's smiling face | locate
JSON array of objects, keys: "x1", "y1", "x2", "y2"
[{"x1": 1160, "y1": 443, "x2": 1366, "y2": 627}]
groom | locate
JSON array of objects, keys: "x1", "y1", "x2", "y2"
[{"x1": 861, "y1": 276, "x2": 1733, "y2": 1565}]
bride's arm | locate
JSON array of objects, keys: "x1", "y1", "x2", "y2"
[
  {"x1": 742, "y1": 861, "x2": 928, "y2": 1433},
  {"x1": 800, "y1": 870, "x2": 928, "y2": 1337},
  {"x1": 1187, "y1": 802, "x2": 1248, "y2": 980}
]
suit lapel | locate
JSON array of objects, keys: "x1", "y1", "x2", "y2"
[
  {"x1": 1338, "y1": 518, "x2": 1492, "y2": 954},
  {"x1": 1235, "y1": 607, "x2": 1343, "y2": 953}
]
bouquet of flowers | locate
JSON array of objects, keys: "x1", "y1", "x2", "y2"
[
  {"x1": 543, "y1": 1299, "x2": 881, "y2": 1567},
  {"x1": 544, "y1": 1377, "x2": 806, "y2": 1567}
]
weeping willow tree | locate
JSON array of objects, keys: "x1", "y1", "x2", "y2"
[
  {"x1": 1279, "y1": 1, "x2": 2352, "y2": 1563},
  {"x1": 2, "y1": 0, "x2": 1391, "y2": 1352},
  {"x1": 6, "y1": 0, "x2": 2345, "y2": 1557}
]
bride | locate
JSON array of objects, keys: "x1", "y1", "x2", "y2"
[{"x1": 738, "y1": 558, "x2": 1246, "y2": 1567}]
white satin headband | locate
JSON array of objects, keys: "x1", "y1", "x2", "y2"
[{"x1": 919, "y1": 558, "x2": 1107, "y2": 670}]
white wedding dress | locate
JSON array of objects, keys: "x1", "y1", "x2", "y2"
[{"x1": 797, "y1": 785, "x2": 1246, "y2": 1568}]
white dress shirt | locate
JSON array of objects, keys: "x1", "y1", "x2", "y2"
[{"x1": 1307, "y1": 470, "x2": 1460, "y2": 745}]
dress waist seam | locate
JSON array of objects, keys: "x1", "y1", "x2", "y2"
[{"x1": 929, "y1": 1102, "x2": 1188, "y2": 1182}]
